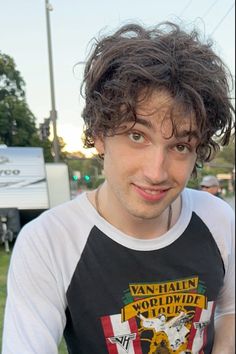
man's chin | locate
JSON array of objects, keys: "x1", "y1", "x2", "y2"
[{"x1": 126, "y1": 206, "x2": 168, "y2": 221}]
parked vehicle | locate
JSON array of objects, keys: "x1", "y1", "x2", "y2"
[{"x1": 0, "y1": 146, "x2": 71, "y2": 235}]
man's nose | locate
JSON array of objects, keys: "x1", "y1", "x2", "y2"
[{"x1": 142, "y1": 147, "x2": 168, "y2": 184}]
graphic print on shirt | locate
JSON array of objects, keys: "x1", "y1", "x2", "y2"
[{"x1": 101, "y1": 276, "x2": 215, "y2": 354}]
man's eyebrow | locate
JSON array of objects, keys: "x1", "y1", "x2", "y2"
[
  {"x1": 133, "y1": 117, "x2": 200, "y2": 140},
  {"x1": 134, "y1": 117, "x2": 154, "y2": 129},
  {"x1": 175, "y1": 129, "x2": 200, "y2": 140}
]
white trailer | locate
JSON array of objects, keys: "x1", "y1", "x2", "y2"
[
  {"x1": 0, "y1": 146, "x2": 49, "y2": 210},
  {"x1": 45, "y1": 162, "x2": 71, "y2": 208},
  {"x1": 0, "y1": 146, "x2": 71, "y2": 229}
]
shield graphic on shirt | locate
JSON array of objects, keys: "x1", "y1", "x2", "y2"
[{"x1": 101, "y1": 314, "x2": 142, "y2": 354}]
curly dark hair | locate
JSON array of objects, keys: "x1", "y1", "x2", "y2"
[{"x1": 81, "y1": 22, "x2": 234, "y2": 166}]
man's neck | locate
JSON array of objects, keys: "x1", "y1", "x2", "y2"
[{"x1": 88, "y1": 188, "x2": 182, "y2": 239}]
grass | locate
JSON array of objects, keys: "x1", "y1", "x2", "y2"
[
  {"x1": 0, "y1": 246, "x2": 10, "y2": 352},
  {"x1": 0, "y1": 244, "x2": 68, "y2": 353}
]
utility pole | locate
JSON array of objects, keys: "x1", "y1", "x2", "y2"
[{"x1": 45, "y1": 0, "x2": 60, "y2": 162}]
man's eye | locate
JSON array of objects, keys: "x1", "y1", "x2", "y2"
[
  {"x1": 174, "y1": 144, "x2": 190, "y2": 153},
  {"x1": 128, "y1": 132, "x2": 145, "y2": 143}
]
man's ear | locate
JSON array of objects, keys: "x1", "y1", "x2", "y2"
[{"x1": 94, "y1": 136, "x2": 105, "y2": 156}]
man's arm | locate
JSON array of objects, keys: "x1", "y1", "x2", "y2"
[
  {"x1": 2, "y1": 222, "x2": 66, "y2": 353},
  {"x1": 212, "y1": 314, "x2": 235, "y2": 354}
]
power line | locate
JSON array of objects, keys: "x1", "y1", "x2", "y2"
[
  {"x1": 210, "y1": 2, "x2": 235, "y2": 35},
  {"x1": 202, "y1": 0, "x2": 219, "y2": 18},
  {"x1": 179, "y1": 0, "x2": 193, "y2": 17}
]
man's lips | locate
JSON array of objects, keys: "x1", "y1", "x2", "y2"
[{"x1": 132, "y1": 184, "x2": 170, "y2": 202}]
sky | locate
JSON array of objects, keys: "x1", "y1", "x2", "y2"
[{"x1": 1, "y1": 0, "x2": 235, "y2": 155}]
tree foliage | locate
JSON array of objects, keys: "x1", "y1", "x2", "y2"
[
  {"x1": 216, "y1": 138, "x2": 235, "y2": 165},
  {"x1": 0, "y1": 95, "x2": 39, "y2": 146},
  {"x1": 0, "y1": 53, "x2": 25, "y2": 100},
  {"x1": 187, "y1": 138, "x2": 235, "y2": 191},
  {"x1": 0, "y1": 52, "x2": 41, "y2": 147},
  {"x1": 0, "y1": 52, "x2": 66, "y2": 162}
]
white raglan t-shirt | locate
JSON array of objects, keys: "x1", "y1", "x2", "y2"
[{"x1": 2, "y1": 188, "x2": 235, "y2": 354}]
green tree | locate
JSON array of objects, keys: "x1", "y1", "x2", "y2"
[
  {"x1": 187, "y1": 138, "x2": 235, "y2": 191},
  {"x1": 0, "y1": 52, "x2": 66, "y2": 162},
  {"x1": 0, "y1": 52, "x2": 24, "y2": 100},
  {"x1": 0, "y1": 95, "x2": 39, "y2": 146},
  {"x1": 0, "y1": 52, "x2": 42, "y2": 147},
  {"x1": 216, "y1": 138, "x2": 235, "y2": 166}
]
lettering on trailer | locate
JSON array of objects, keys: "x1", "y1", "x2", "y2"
[{"x1": 0, "y1": 170, "x2": 20, "y2": 176}]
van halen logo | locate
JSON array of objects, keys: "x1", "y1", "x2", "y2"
[
  {"x1": 108, "y1": 333, "x2": 136, "y2": 352},
  {"x1": 101, "y1": 276, "x2": 215, "y2": 353}
]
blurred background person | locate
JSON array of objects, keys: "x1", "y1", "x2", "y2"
[{"x1": 200, "y1": 175, "x2": 222, "y2": 198}]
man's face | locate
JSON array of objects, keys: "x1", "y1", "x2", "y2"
[
  {"x1": 201, "y1": 185, "x2": 219, "y2": 195},
  {"x1": 95, "y1": 90, "x2": 198, "y2": 222}
]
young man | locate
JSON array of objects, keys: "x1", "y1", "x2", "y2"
[{"x1": 2, "y1": 22, "x2": 235, "y2": 354}]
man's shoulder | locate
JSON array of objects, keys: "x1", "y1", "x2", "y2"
[
  {"x1": 24, "y1": 193, "x2": 84, "y2": 228},
  {"x1": 17, "y1": 192, "x2": 94, "y2": 246},
  {"x1": 184, "y1": 188, "x2": 234, "y2": 226},
  {"x1": 186, "y1": 187, "x2": 232, "y2": 208}
]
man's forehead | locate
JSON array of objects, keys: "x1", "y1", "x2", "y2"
[
  {"x1": 132, "y1": 115, "x2": 199, "y2": 140},
  {"x1": 136, "y1": 90, "x2": 192, "y2": 116},
  {"x1": 134, "y1": 89, "x2": 199, "y2": 136},
  {"x1": 136, "y1": 89, "x2": 174, "y2": 111}
]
